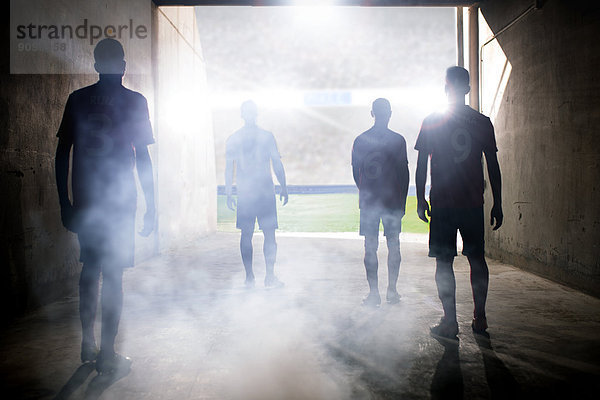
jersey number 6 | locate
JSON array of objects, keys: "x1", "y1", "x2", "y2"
[{"x1": 364, "y1": 151, "x2": 384, "y2": 179}]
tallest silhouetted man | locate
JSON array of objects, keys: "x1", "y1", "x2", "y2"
[
  {"x1": 55, "y1": 38, "x2": 155, "y2": 373},
  {"x1": 415, "y1": 66, "x2": 503, "y2": 339}
]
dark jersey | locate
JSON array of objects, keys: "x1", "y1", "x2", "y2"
[
  {"x1": 57, "y1": 81, "x2": 154, "y2": 211},
  {"x1": 225, "y1": 126, "x2": 280, "y2": 199},
  {"x1": 415, "y1": 105, "x2": 497, "y2": 208},
  {"x1": 352, "y1": 126, "x2": 409, "y2": 210}
]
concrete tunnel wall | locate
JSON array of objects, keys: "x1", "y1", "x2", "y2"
[
  {"x1": 479, "y1": 0, "x2": 600, "y2": 297},
  {"x1": 154, "y1": 5, "x2": 216, "y2": 252},
  {"x1": 0, "y1": 1, "x2": 216, "y2": 322}
]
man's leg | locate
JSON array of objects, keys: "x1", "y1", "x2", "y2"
[
  {"x1": 467, "y1": 255, "x2": 489, "y2": 325},
  {"x1": 99, "y1": 264, "x2": 124, "y2": 355},
  {"x1": 362, "y1": 235, "x2": 381, "y2": 306},
  {"x1": 263, "y1": 228, "x2": 277, "y2": 278},
  {"x1": 364, "y1": 235, "x2": 379, "y2": 294},
  {"x1": 359, "y1": 208, "x2": 381, "y2": 306},
  {"x1": 240, "y1": 228, "x2": 254, "y2": 284},
  {"x1": 428, "y1": 208, "x2": 459, "y2": 337},
  {"x1": 96, "y1": 264, "x2": 132, "y2": 373},
  {"x1": 430, "y1": 257, "x2": 459, "y2": 338},
  {"x1": 263, "y1": 228, "x2": 283, "y2": 287},
  {"x1": 386, "y1": 235, "x2": 401, "y2": 303},
  {"x1": 435, "y1": 257, "x2": 457, "y2": 323},
  {"x1": 79, "y1": 262, "x2": 100, "y2": 361},
  {"x1": 461, "y1": 207, "x2": 489, "y2": 333}
]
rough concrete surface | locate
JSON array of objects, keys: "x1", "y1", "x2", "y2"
[
  {"x1": 1, "y1": 2, "x2": 216, "y2": 320},
  {"x1": 480, "y1": 0, "x2": 600, "y2": 296},
  {"x1": 1, "y1": 232, "x2": 598, "y2": 399}
]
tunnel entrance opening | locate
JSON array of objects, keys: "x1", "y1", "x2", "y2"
[
  {"x1": 193, "y1": 5, "x2": 458, "y2": 234},
  {"x1": 150, "y1": 1, "x2": 494, "y2": 240}
]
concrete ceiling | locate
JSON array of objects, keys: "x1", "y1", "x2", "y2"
[{"x1": 153, "y1": 1, "x2": 479, "y2": 6}]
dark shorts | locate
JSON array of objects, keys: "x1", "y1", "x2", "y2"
[
  {"x1": 76, "y1": 207, "x2": 136, "y2": 268},
  {"x1": 359, "y1": 207, "x2": 403, "y2": 237},
  {"x1": 236, "y1": 194, "x2": 278, "y2": 232},
  {"x1": 429, "y1": 206, "x2": 485, "y2": 259}
]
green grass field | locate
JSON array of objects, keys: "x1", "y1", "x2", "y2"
[{"x1": 217, "y1": 194, "x2": 428, "y2": 234}]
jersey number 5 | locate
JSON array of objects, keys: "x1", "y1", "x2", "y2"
[{"x1": 85, "y1": 113, "x2": 114, "y2": 157}]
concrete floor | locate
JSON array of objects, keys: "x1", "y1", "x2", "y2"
[{"x1": 1, "y1": 232, "x2": 599, "y2": 399}]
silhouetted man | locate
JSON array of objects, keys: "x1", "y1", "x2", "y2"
[
  {"x1": 55, "y1": 38, "x2": 155, "y2": 373},
  {"x1": 352, "y1": 98, "x2": 409, "y2": 307},
  {"x1": 415, "y1": 66, "x2": 503, "y2": 339},
  {"x1": 225, "y1": 100, "x2": 288, "y2": 288}
]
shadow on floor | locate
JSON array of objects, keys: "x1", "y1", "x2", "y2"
[
  {"x1": 475, "y1": 333, "x2": 522, "y2": 400},
  {"x1": 53, "y1": 363, "x2": 96, "y2": 399},
  {"x1": 53, "y1": 362, "x2": 130, "y2": 400},
  {"x1": 430, "y1": 336, "x2": 463, "y2": 400}
]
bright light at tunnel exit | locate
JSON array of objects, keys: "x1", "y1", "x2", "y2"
[
  {"x1": 209, "y1": 87, "x2": 447, "y2": 116},
  {"x1": 291, "y1": 0, "x2": 338, "y2": 6},
  {"x1": 291, "y1": 1, "x2": 339, "y2": 28}
]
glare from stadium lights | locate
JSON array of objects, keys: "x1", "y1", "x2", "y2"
[
  {"x1": 291, "y1": 2, "x2": 339, "y2": 29},
  {"x1": 209, "y1": 87, "x2": 447, "y2": 116},
  {"x1": 292, "y1": 0, "x2": 337, "y2": 6},
  {"x1": 163, "y1": 92, "x2": 198, "y2": 133},
  {"x1": 255, "y1": 88, "x2": 305, "y2": 109},
  {"x1": 353, "y1": 87, "x2": 447, "y2": 114},
  {"x1": 404, "y1": 87, "x2": 448, "y2": 114},
  {"x1": 209, "y1": 89, "x2": 304, "y2": 110}
]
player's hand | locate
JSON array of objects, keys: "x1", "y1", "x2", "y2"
[
  {"x1": 227, "y1": 195, "x2": 237, "y2": 211},
  {"x1": 417, "y1": 198, "x2": 430, "y2": 223},
  {"x1": 490, "y1": 203, "x2": 503, "y2": 230},
  {"x1": 60, "y1": 203, "x2": 78, "y2": 232},
  {"x1": 280, "y1": 186, "x2": 289, "y2": 206},
  {"x1": 139, "y1": 207, "x2": 155, "y2": 237}
]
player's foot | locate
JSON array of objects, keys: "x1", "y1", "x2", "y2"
[
  {"x1": 430, "y1": 317, "x2": 459, "y2": 341},
  {"x1": 244, "y1": 277, "x2": 255, "y2": 289},
  {"x1": 264, "y1": 275, "x2": 284, "y2": 288},
  {"x1": 471, "y1": 316, "x2": 489, "y2": 336},
  {"x1": 386, "y1": 288, "x2": 401, "y2": 304},
  {"x1": 361, "y1": 292, "x2": 381, "y2": 308},
  {"x1": 95, "y1": 351, "x2": 132, "y2": 375},
  {"x1": 81, "y1": 341, "x2": 99, "y2": 363}
]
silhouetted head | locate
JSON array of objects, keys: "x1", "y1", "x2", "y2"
[
  {"x1": 94, "y1": 38, "x2": 126, "y2": 76},
  {"x1": 241, "y1": 100, "x2": 258, "y2": 125},
  {"x1": 371, "y1": 98, "x2": 392, "y2": 124},
  {"x1": 445, "y1": 66, "x2": 470, "y2": 102}
]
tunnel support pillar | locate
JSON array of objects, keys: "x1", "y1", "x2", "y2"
[{"x1": 468, "y1": 5, "x2": 479, "y2": 111}]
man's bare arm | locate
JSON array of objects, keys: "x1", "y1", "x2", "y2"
[
  {"x1": 485, "y1": 150, "x2": 503, "y2": 230},
  {"x1": 272, "y1": 157, "x2": 288, "y2": 206},
  {"x1": 352, "y1": 165, "x2": 360, "y2": 187},
  {"x1": 399, "y1": 147, "x2": 410, "y2": 215},
  {"x1": 136, "y1": 145, "x2": 155, "y2": 236},
  {"x1": 55, "y1": 138, "x2": 76, "y2": 231},
  {"x1": 415, "y1": 151, "x2": 430, "y2": 223},
  {"x1": 225, "y1": 159, "x2": 236, "y2": 211},
  {"x1": 55, "y1": 138, "x2": 71, "y2": 207}
]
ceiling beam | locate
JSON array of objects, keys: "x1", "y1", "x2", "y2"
[{"x1": 153, "y1": 1, "x2": 480, "y2": 7}]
